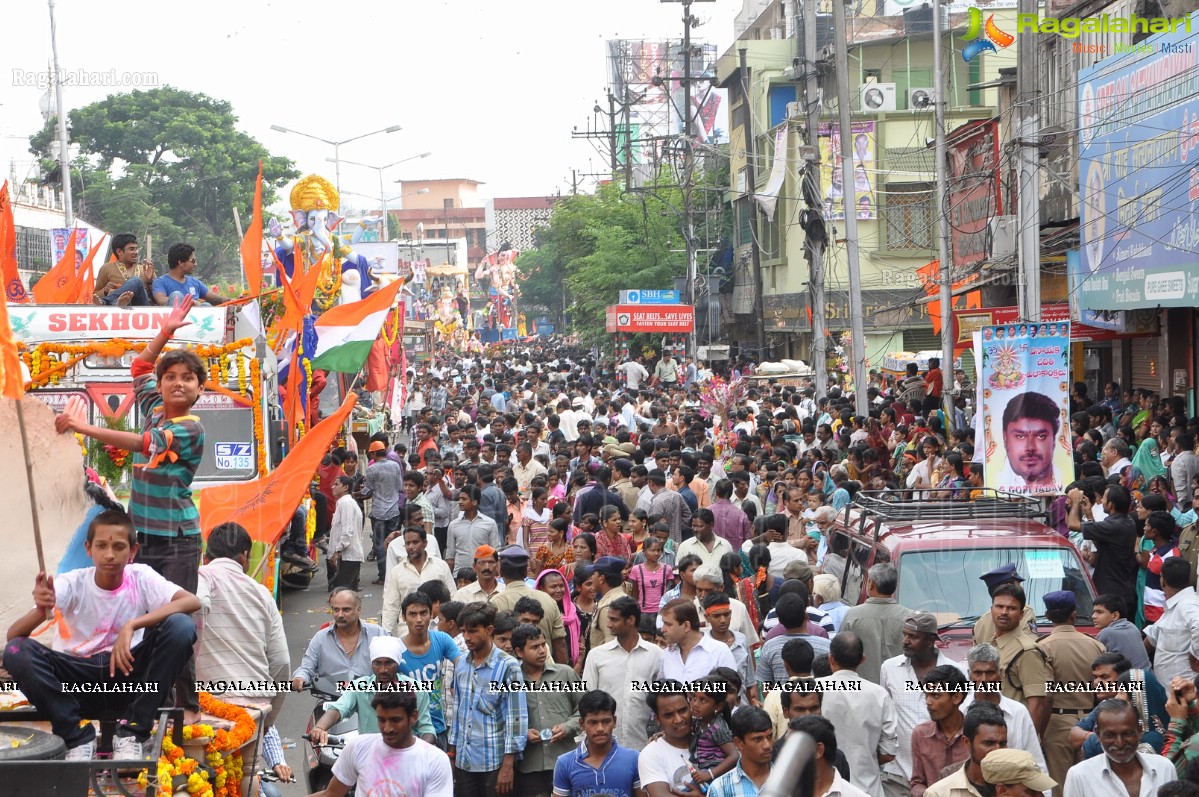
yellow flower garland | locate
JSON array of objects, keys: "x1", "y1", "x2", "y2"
[
  {"x1": 249, "y1": 359, "x2": 267, "y2": 477},
  {"x1": 136, "y1": 693, "x2": 254, "y2": 797}
]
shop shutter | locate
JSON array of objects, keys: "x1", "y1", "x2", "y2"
[
  {"x1": 1129, "y1": 336, "x2": 1162, "y2": 393},
  {"x1": 902, "y1": 330, "x2": 941, "y2": 353}
]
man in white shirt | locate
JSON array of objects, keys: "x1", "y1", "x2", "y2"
[
  {"x1": 657, "y1": 598, "x2": 735, "y2": 682},
  {"x1": 583, "y1": 596, "x2": 662, "y2": 749},
  {"x1": 960, "y1": 643, "x2": 1047, "y2": 772},
  {"x1": 677, "y1": 511, "x2": 734, "y2": 570},
  {"x1": 1062, "y1": 699, "x2": 1176, "y2": 797},
  {"x1": 878, "y1": 613, "x2": 957, "y2": 797},
  {"x1": 818, "y1": 632, "x2": 899, "y2": 797},
  {"x1": 195, "y1": 523, "x2": 290, "y2": 723},
  {"x1": 638, "y1": 689, "x2": 698, "y2": 797},
  {"x1": 791, "y1": 714, "x2": 873, "y2": 797},
  {"x1": 1144, "y1": 557, "x2": 1199, "y2": 684},
  {"x1": 617, "y1": 358, "x2": 649, "y2": 391},
  {"x1": 328, "y1": 476, "x2": 365, "y2": 591},
  {"x1": 381, "y1": 528, "x2": 455, "y2": 637}
]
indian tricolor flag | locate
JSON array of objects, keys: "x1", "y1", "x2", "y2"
[{"x1": 310, "y1": 279, "x2": 404, "y2": 374}]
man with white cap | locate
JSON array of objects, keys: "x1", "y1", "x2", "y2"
[
  {"x1": 308, "y1": 636, "x2": 436, "y2": 746},
  {"x1": 982, "y1": 749, "x2": 1058, "y2": 797}
]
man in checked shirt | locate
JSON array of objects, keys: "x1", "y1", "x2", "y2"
[{"x1": 448, "y1": 601, "x2": 528, "y2": 797}]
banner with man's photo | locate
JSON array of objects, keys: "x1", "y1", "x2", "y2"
[{"x1": 980, "y1": 322, "x2": 1072, "y2": 496}]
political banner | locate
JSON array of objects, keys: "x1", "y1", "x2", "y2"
[{"x1": 980, "y1": 322, "x2": 1072, "y2": 496}]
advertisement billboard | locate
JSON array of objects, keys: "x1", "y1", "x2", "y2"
[
  {"x1": 1076, "y1": 13, "x2": 1199, "y2": 309},
  {"x1": 980, "y1": 323, "x2": 1072, "y2": 496},
  {"x1": 951, "y1": 304, "x2": 1157, "y2": 347},
  {"x1": 820, "y1": 122, "x2": 877, "y2": 221},
  {"x1": 605, "y1": 304, "x2": 695, "y2": 333},
  {"x1": 947, "y1": 121, "x2": 1001, "y2": 270}
]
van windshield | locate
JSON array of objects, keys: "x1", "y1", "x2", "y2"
[{"x1": 896, "y1": 547, "x2": 1094, "y2": 627}]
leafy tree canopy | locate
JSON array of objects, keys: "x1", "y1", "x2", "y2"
[{"x1": 30, "y1": 86, "x2": 298, "y2": 282}]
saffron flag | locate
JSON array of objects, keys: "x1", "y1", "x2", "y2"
[
  {"x1": 32, "y1": 228, "x2": 78, "y2": 304},
  {"x1": 282, "y1": 338, "x2": 302, "y2": 449},
  {"x1": 917, "y1": 260, "x2": 982, "y2": 336},
  {"x1": 240, "y1": 161, "x2": 264, "y2": 296},
  {"x1": 272, "y1": 244, "x2": 307, "y2": 335},
  {"x1": 69, "y1": 236, "x2": 105, "y2": 304},
  {"x1": 0, "y1": 182, "x2": 29, "y2": 303},
  {"x1": 200, "y1": 392, "x2": 358, "y2": 543},
  {"x1": 310, "y1": 279, "x2": 404, "y2": 374},
  {"x1": 0, "y1": 269, "x2": 25, "y2": 399}
]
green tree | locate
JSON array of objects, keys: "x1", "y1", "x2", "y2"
[{"x1": 30, "y1": 86, "x2": 298, "y2": 282}]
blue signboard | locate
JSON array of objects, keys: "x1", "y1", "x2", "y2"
[
  {"x1": 619, "y1": 289, "x2": 680, "y2": 304},
  {"x1": 1076, "y1": 13, "x2": 1199, "y2": 309}
]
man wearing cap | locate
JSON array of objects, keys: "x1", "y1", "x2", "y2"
[
  {"x1": 307, "y1": 635, "x2": 436, "y2": 747},
  {"x1": 880, "y1": 613, "x2": 958, "y2": 797},
  {"x1": 1037, "y1": 591, "x2": 1106, "y2": 796},
  {"x1": 924, "y1": 703, "x2": 1011, "y2": 797},
  {"x1": 1062, "y1": 699, "x2": 1176, "y2": 797},
  {"x1": 985, "y1": 584, "x2": 1052, "y2": 738},
  {"x1": 648, "y1": 468, "x2": 693, "y2": 545},
  {"x1": 452, "y1": 546, "x2": 505, "y2": 603},
  {"x1": 364, "y1": 440, "x2": 405, "y2": 585},
  {"x1": 973, "y1": 565, "x2": 1038, "y2": 645},
  {"x1": 983, "y1": 749, "x2": 1058, "y2": 797},
  {"x1": 587, "y1": 556, "x2": 630, "y2": 651},
  {"x1": 490, "y1": 547, "x2": 569, "y2": 665}
]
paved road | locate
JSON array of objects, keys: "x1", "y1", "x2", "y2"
[{"x1": 273, "y1": 535, "x2": 391, "y2": 795}]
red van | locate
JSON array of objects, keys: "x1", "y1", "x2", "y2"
[{"x1": 829, "y1": 491, "x2": 1100, "y2": 660}]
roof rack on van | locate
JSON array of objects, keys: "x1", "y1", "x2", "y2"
[{"x1": 843, "y1": 489, "x2": 1048, "y2": 536}]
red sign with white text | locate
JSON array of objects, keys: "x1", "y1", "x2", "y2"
[{"x1": 606, "y1": 304, "x2": 695, "y2": 333}]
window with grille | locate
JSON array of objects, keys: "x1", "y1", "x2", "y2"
[{"x1": 883, "y1": 183, "x2": 934, "y2": 251}]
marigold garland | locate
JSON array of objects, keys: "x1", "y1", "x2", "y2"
[
  {"x1": 249, "y1": 359, "x2": 267, "y2": 476},
  {"x1": 381, "y1": 306, "x2": 401, "y2": 346},
  {"x1": 138, "y1": 694, "x2": 254, "y2": 797}
]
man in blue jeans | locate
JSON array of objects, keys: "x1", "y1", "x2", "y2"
[
  {"x1": 93, "y1": 233, "x2": 156, "y2": 306},
  {"x1": 151, "y1": 243, "x2": 232, "y2": 306},
  {"x1": 364, "y1": 440, "x2": 404, "y2": 584},
  {"x1": 4, "y1": 510, "x2": 199, "y2": 761}
]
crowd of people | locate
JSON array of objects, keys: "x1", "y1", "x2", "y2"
[{"x1": 12, "y1": 318, "x2": 1199, "y2": 797}]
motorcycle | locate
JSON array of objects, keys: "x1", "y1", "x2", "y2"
[
  {"x1": 302, "y1": 677, "x2": 359, "y2": 794},
  {"x1": 279, "y1": 505, "x2": 320, "y2": 590}
]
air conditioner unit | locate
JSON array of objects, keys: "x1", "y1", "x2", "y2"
[
  {"x1": 786, "y1": 101, "x2": 801, "y2": 119},
  {"x1": 990, "y1": 215, "x2": 1017, "y2": 259},
  {"x1": 908, "y1": 87, "x2": 935, "y2": 109},
  {"x1": 859, "y1": 83, "x2": 897, "y2": 113}
]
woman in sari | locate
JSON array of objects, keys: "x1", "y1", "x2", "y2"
[
  {"x1": 531, "y1": 517, "x2": 574, "y2": 577},
  {"x1": 536, "y1": 568, "x2": 580, "y2": 666},
  {"x1": 735, "y1": 544, "x2": 779, "y2": 635},
  {"x1": 1126, "y1": 435, "x2": 1168, "y2": 495}
]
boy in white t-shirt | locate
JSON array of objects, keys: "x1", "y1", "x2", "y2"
[
  {"x1": 324, "y1": 690, "x2": 452, "y2": 797},
  {"x1": 4, "y1": 509, "x2": 200, "y2": 761}
]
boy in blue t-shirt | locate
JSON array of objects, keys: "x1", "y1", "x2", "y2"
[
  {"x1": 151, "y1": 242, "x2": 231, "y2": 306},
  {"x1": 552, "y1": 690, "x2": 641, "y2": 797},
  {"x1": 398, "y1": 591, "x2": 461, "y2": 745}
]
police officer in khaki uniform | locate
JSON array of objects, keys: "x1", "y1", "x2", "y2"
[
  {"x1": 973, "y1": 564, "x2": 1038, "y2": 644},
  {"x1": 1036, "y1": 590, "x2": 1106, "y2": 797},
  {"x1": 986, "y1": 583, "x2": 1051, "y2": 739}
]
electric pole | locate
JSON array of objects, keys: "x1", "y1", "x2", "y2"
[
  {"x1": 802, "y1": 0, "x2": 828, "y2": 401},
  {"x1": 1016, "y1": 0, "x2": 1042, "y2": 321},
  {"x1": 608, "y1": 93, "x2": 620, "y2": 173},
  {"x1": 933, "y1": 0, "x2": 954, "y2": 427},
  {"x1": 832, "y1": 0, "x2": 868, "y2": 415},
  {"x1": 740, "y1": 48, "x2": 767, "y2": 354}
]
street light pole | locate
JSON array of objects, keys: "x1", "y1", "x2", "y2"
[
  {"x1": 271, "y1": 123, "x2": 403, "y2": 214},
  {"x1": 338, "y1": 153, "x2": 432, "y2": 242},
  {"x1": 47, "y1": 0, "x2": 73, "y2": 229}
]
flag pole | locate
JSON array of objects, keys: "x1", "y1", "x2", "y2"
[{"x1": 16, "y1": 399, "x2": 48, "y2": 584}]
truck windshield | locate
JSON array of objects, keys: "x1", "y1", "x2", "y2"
[{"x1": 896, "y1": 547, "x2": 1094, "y2": 626}]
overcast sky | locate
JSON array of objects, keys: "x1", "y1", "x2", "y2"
[{"x1": 3, "y1": 0, "x2": 740, "y2": 212}]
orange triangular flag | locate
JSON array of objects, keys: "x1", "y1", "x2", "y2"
[
  {"x1": 295, "y1": 249, "x2": 326, "y2": 311},
  {"x1": 282, "y1": 340, "x2": 302, "y2": 449},
  {"x1": 69, "y1": 236, "x2": 105, "y2": 304},
  {"x1": 32, "y1": 229, "x2": 78, "y2": 304},
  {"x1": 240, "y1": 161, "x2": 264, "y2": 296},
  {"x1": 272, "y1": 257, "x2": 307, "y2": 336},
  {"x1": 200, "y1": 392, "x2": 358, "y2": 543},
  {"x1": 0, "y1": 182, "x2": 29, "y2": 304},
  {"x1": 0, "y1": 263, "x2": 25, "y2": 399}
]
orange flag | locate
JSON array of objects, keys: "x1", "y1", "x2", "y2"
[
  {"x1": 200, "y1": 392, "x2": 358, "y2": 543},
  {"x1": 0, "y1": 269, "x2": 25, "y2": 399},
  {"x1": 282, "y1": 340, "x2": 302, "y2": 449},
  {"x1": 32, "y1": 229, "x2": 78, "y2": 304},
  {"x1": 0, "y1": 182, "x2": 29, "y2": 304},
  {"x1": 273, "y1": 242, "x2": 309, "y2": 334},
  {"x1": 240, "y1": 161, "x2": 264, "y2": 296},
  {"x1": 69, "y1": 236, "x2": 105, "y2": 304}
]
